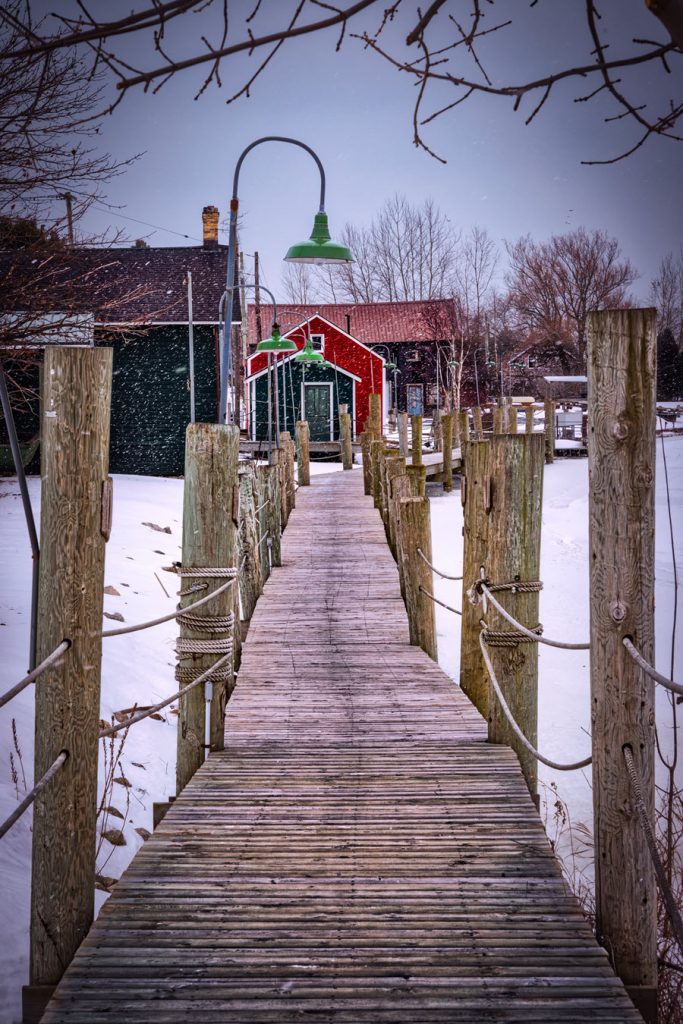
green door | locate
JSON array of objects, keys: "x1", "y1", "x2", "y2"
[{"x1": 304, "y1": 383, "x2": 332, "y2": 441}]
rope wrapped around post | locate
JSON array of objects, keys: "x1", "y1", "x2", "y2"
[
  {"x1": 470, "y1": 578, "x2": 591, "y2": 651},
  {"x1": 101, "y1": 573, "x2": 237, "y2": 638},
  {"x1": 173, "y1": 566, "x2": 237, "y2": 688}
]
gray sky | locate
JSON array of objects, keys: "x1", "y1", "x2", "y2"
[{"x1": 67, "y1": 0, "x2": 683, "y2": 302}]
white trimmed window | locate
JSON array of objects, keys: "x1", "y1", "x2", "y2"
[{"x1": 310, "y1": 333, "x2": 324, "y2": 352}]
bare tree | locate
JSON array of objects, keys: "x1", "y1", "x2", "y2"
[
  {"x1": 320, "y1": 195, "x2": 457, "y2": 303},
  {"x1": 1, "y1": 2, "x2": 680, "y2": 165},
  {"x1": 281, "y1": 262, "x2": 316, "y2": 304},
  {"x1": 650, "y1": 248, "x2": 683, "y2": 346},
  {"x1": 505, "y1": 227, "x2": 637, "y2": 365}
]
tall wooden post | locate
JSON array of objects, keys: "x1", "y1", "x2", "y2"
[
  {"x1": 295, "y1": 420, "x2": 310, "y2": 486},
  {"x1": 177, "y1": 424, "x2": 240, "y2": 794},
  {"x1": 254, "y1": 464, "x2": 271, "y2": 591},
  {"x1": 486, "y1": 434, "x2": 544, "y2": 798},
  {"x1": 472, "y1": 406, "x2": 483, "y2": 440},
  {"x1": 460, "y1": 439, "x2": 491, "y2": 719},
  {"x1": 493, "y1": 405, "x2": 505, "y2": 435},
  {"x1": 397, "y1": 496, "x2": 437, "y2": 660},
  {"x1": 370, "y1": 438, "x2": 384, "y2": 510},
  {"x1": 384, "y1": 455, "x2": 406, "y2": 551},
  {"x1": 544, "y1": 399, "x2": 556, "y2": 463},
  {"x1": 369, "y1": 392, "x2": 382, "y2": 436},
  {"x1": 360, "y1": 429, "x2": 372, "y2": 495},
  {"x1": 508, "y1": 405, "x2": 518, "y2": 434},
  {"x1": 458, "y1": 409, "x2": 470, "y2": 445},
  {"x1": 397, "y1": 411, "x2": 409, "y2": 457},
  {"x1": 27, "y1": 348, "x2": 112, "y2": 1016},
  {"x1": 441, "y1": 413, "x2": 453, "y2": 492},
  {"x1": 340, "y1": 405, "x2": 353, "y2": 470},
  {"x1": 411, "y1": 415, "x2": 423, "y2": 466},
  {"x1": 587, "y1": 307, "x2": 657, "y2": 1016},
  {"x1": 238, "y1": 463, "x2": 261, "y2": 624},
  {"x1": 433, "y1": 406, "x2": 442, "y2": 452},
  {"x1": 524, "y1": 406, "x2": 534, "y2": 434},
  {"x1": 266, "y1": 451, "x2": 282, "y2": 567}
]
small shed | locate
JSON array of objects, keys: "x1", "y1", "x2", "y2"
[{"x1": 246, "y1": 314, "x2": 384, "y2": 441}]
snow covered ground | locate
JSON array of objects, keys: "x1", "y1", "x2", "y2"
[{"x1": 1, "y1": 441, "x2": 681, "y2": 1022}]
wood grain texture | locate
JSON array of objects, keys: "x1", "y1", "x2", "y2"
[
  {"x1": 544, "y1": 399, "x2": 556, "y2": 464},
  {"x1": 441, "y1": 415, "x2": 453, "y2": 492},
  {"x1": 340, "y1": 413, "x2": 353, "y2": 470},
  {"x1": 295, "y1": 421, "x2": 310, "y2": 486},
  {"x1": 472, "y1": 406, "x2": 483, "y2": 440},
  {"x1": 460, "y1": 440, "x2": 491, "y2": 719},
  {"x1": 486, "y1": 434, "x2": 544, "y2": 797},
  {"x1": 587, "y1": 308, "x2": 657, "y2": 990},
  {"x1": 397, "y1": 411, "x2": 409, "y2": 457},
  {"x1": 31, "y1": 346, "x2": 112, "y2": 986},
  {"x1": 177, "y1": 424, "x2": 239, "y2": 792},
  {"x1": 40, "y1": 471, "x2": 640, "y2": 1023},
  {"x1": 397, "y1": 496, "x2": 438, "y2": 661},
  {"x1": 238, "y1": 463, "x2": 262, "y2": 624},
  {"x1": 411, "y1": 415, "x2": 423, "y2": 466}
]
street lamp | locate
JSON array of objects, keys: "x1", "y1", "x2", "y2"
[{"x1": 220, "y1": 136, "x2": 354, "y2": 423}]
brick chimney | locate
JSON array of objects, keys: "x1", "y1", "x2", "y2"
[{"x1": 202, "y1": 205, "x2": 219, "y2": 247}]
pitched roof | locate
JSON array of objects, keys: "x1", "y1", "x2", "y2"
[
  {"x1": 0, "y1": 244, "x2": 234, "y2": 325},
  {"x1": 246, "y1": 299, "x2": 454, "y2": 346}
]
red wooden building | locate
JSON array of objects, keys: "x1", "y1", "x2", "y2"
[{"x1": 246, "y1": 314, "x2": 385, "y2": 441}]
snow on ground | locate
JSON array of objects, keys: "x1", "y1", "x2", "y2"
[{"x1": 1, "y1": 443, "x2": 681, "y2": 1021}]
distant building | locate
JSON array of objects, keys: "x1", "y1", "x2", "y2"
[{"x1": 0, "y1": 207, "x2": 231, "y2": 476}]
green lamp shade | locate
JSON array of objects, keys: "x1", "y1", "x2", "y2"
[
  {"x1": 284, "y1": 213, "x2": 354, "y2": 266},
  {"x1": 294, "y1": 338, "x2": 326, "y2": 363},
  {"x1": 256, "y1": 324, "x2": 298, "y2": 353},
  {"x1": 385, "y1": 362, "x2": 397, "y2": 371}
]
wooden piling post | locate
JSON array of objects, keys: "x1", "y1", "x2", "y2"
[
  {"x1": 493, "y1": 405, "x2": 505, "y2": 435},
  {"x1": 370, "y1": 438, "x2": 384, "y2": 510},
  {"x1": 360, "y1": 430, "x2": 373, "y2": 496},
  {"x1": 406, "y1": 463, "x2": 427, "y2": 497},
  {"x1": 544, "y1": 399, "x2": 556, "y2": 463},
  {"x1": 472, "y1": 406, "x2": 483, "y2": 440},
  {"x1": 411, "y1": 415, "x2": 423, "y2": 466},
  {"x1": 433, "y1": 406, "x2": 443, "y2": 452},
  {"x1": 458, "y1": 409, "x2": 470, "y2": 445},
  {"x1": 237, "y1": 463, "x2": 261, "y2": 625},
  {"x1": 485, "y1": 433, "x2": 544, "y2": 798},
  {"x1": 441, "y1": 413, "x2": 453, "y2": 492},
  {"x1": 295, "y1": 420, "x2": 310, "y2": 486},
  {"x1": 381, "y1": 449, "x2": 402, "y2": 533},
  {"x1": 266, "y1": 450, "x2": 282, "y2": 567},
  {"x1": 587, "y1": 307, "x2": 657, "y2": 1014},
  {"x1": 340, "y1": 410, "x2": 353, "y2": 470},
  {"x1": 525, "y1": 406, "x2": 534, "y2": 434},
  {"x1": 176, "y1": 423, "x2": 240, "y2": 794},
  {"x1": 397, "y1": 411, "x2": 409, "y2": 457},
  {"x1": 254, "y1": 464, "x2": 271, "y2": 591},
  {"x1": 460, "y1": 439, "x2": 491, "y2": 719},
  {"x1": 370, "y1": 392, "x2": 382, "y2": 436},
  {"x1": 384, "y1": 455, "x2": 406, "y2": 551},
  {"x1": 397, "y1": 496, "x2": 437, "y2": 661},
  {"x1": 27, "y1": 347, "x2": 112, "y2": 1010}
]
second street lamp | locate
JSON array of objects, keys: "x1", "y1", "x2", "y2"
[{"x1": 220, "y1": 136, "x2": 354, "y2": 424}]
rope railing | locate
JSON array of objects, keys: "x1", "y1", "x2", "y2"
[
  {"x1": 479, "y1": 632, "x2": 592, "y2": 772},
  {"x1": 475, "y1": 581, "x2": 590, "y2": 651},
  {"x1": 622, "y1": 638, "x2": 683, "y2": 697},
  {"x1": 419, "y1": 585, "x2": 461, "y2": 616},
  {"x1": 258, "y1": 532, "x2": 269, "y2": 548},
  {"x1": 0, "y1": 750, "x2": 68, "y2": 840},
  {"x1": 622, "y1": 744, "x2": 683, "y2": 955},
  {"x1": 416, "y1": 547, "x2": 463, "y2": 581},
  {"x1": 99, "y1": 652, "x2": 233, "y2": 739},
  {"x1": 0, "y1": 640, "x2": 71, "y2": 710},
  {"x1": 101, "y1": 576, "x2": 237, "y2": 638},
  {"x1": 255, "y1": 499, "x2": 270, "y2": 515}
]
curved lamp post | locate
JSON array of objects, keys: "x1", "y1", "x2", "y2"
[{"x1": 220, "y1": 136, "x2": 354, "y2": 423}]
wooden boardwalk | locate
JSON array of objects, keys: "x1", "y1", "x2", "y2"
[{"x1": 42, "y1": 470, "x2": 641, "y2": 1022}]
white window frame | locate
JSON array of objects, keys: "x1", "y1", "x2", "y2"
[
  {"x1": 310, "y1": 333, "x2": 324, "y2": 352},
  {"x1": 301, "y1": 381, "x2": 334, "y2": 440}
]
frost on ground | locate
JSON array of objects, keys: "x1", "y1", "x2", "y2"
[{"x1": 0, "y1": 444, "x2": 681, "y2": 1021}]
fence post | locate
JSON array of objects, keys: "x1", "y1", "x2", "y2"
[
  {"x1": 472, "y1": 406, "x2": 483, "y2": 440},
  {"x1": 295, "y1": 420, "x2": 310, "y2": 486},
  {"x1": 587, "y1": 307, "x2": 657, "y2": 1017},
  {"x1": 458, "y1": 409, "x2": 470, "y2": 445},
  {"x1": 485, "y1": 433, "x2": 544, "y2": 799},
  {"x1": 266, "y1": 450, "x2": 282, "y2": 568},
  {"x1": 384, "y1": 455, "x2": 406, "y2": 551},
  {"x1": 411, "y1": 415, "x2": 423, "y2": 466},
  {"x1": 254, "y1": 464, "x2": 271, "y2": 591},
  {"x1": 544, "y1": 399, "x2": 556, "y2": 463},
  {"x1": 397, "y1": 411, "x2": 409, "y2": 457},
  {"x1": 493, "y1": 405, "x2": 505, "y2": 434},
  {"x1": 26, "y1": 347, "x2": 112, "y2": 1017},
  {"x1": 339, "y1": 407, "x2": 352, "y2": 471},
  {"x1": 460, "y1": 439, "x2": 491, "y2": 719},
  {"x1": 441, "y1": 413, "x2": 453, "y2": 492},
  {"x1": 508, "y1": 404, "x2": 518, "y2": 434},
  {"x1": 176, "y1": 424, "x2": 240, "y2": 794},
  {"x1": 369, "y1": 391, "x2": 382, "y2": 436},
  {"x1": 238, "y1": 463, "x2": 261, "y2": 626},
  {"x1": 397, "y1": 496, "x2": 437, "y2": 660},
  {"x1": 433, "y1": 406, "x2": 442, "y2": 452}
]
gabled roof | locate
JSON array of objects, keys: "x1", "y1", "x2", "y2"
[
  {"x1": 0, "y1": 244, "x2": 234, "y2": 325},
  {"x1": 246, "y1": 299, "x2": 454, "y2": 346}
]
